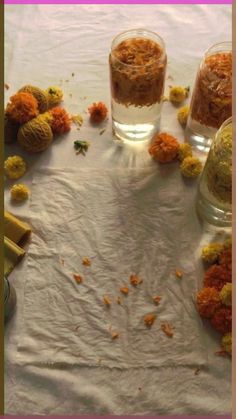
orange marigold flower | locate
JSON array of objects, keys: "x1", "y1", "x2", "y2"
[
  {"x1": 149, "y1": 132, "x2": 180, "y2": 163},
  {"x1": 6, "y1": 92, "x2": 39, "y2": 124},
  {"x1": 204, "y1": 264, "x2": 231, "y2": 291},
  {"x1": 210, "y1": 307, "x2": 232, "y2": 334},
  {"x1": 88, "y1": 102, "x2": 108, "y2": 123},
  {"x1": 196, "y1": 287, "x2": 221, "y2": 318},
  {"x1": 49, "y1": 107, "x2": 71, "y2": 135},
  {"x1": 218, "y1": 248, "x2": 232, "y2": 271}
]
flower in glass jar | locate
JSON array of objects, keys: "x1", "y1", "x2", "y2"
[
  {"x1": 210, "y1": 307, "x2": 232, "y2": 334},
  {"x1": 177, "y1": 143, "x2": 192, "y2": 162},
  {"x1": 10, "y1": 183, "x2": 30, "y2": 202},
  {"x1": 169, "y1": 86, "x2": 189, "y2": 104},
  {"x1": 149, "y1": 133, "x2": 180, "y2": 163},
  {"x1": 177, "y1": 105, "x2": 189, "y2": 126},
  {"x1": 4, "y1": 155, "x2": 27, "y2": 179},
  {"x1": 219, "y1": 283, "x2": 232, "y2": 307},
  {"x1": 201, "y1": 242, "x2": 224, "y2": 264},
  {"x1": 180, "y1": 156, "x2": 202, "y2": 178},
  {"x1": 88, "y1": 102, "x2": 108, "y2": 123},
  {"x1": 196, "y1": 287, "x2": 221, "y2": 318},
  {"x1": 204, "y1": 264, "x2": 231, "y2": 291},
  {"x1": 221, "y1": 333, "x2": 232, "y2": 355},
  {"x1": 218, "y1": 247, "x2": 232, "y2": 271}
]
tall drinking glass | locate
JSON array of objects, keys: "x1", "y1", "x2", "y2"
[
  {"x1": 109, "y1": 29, "x2": 167, "y2": 144},
  {"x1": 185, "y1": 42, "x2": 232, "y2": 153}
]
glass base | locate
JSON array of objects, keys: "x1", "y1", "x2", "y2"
[
  {"x1": 185, "y1": 117, "x2": 217, "y2": 154},
  {"x1": 196, "y1": 192, "x2": 232, "y2": 227},
  {"x1": 112, "y1": 119, "x2": 158, "y2": 145}
]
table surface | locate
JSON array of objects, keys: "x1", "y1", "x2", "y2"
[{"x1": 4, "y1": 4, "x2": 232, "y2": 415}]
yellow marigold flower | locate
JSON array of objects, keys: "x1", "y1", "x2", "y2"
[
  {"x1": 169, "y1": 86, "x2": 189, "y2": 104},
  {"x1": 11, "y1": 184, "x2": 30, "y2": 202},
  {"x1": 180, "y1": 156, "x2": 202, "y2": 178},
  {"x1": 177, "y1": 105, "x2": 189, "y2": 126},
  {"x1": 4, "y1": 155, "x2": 26, "y2": 179},
  {"x1": 221, "y1": 333, "x2": 232, "y2": 355},
  {"x1": 219, "y1": 283, "x2": 232, "y2": 307},
  {"x1": 177, "y1": 143, "x2": 192, "y2": 162},
  {"x1": 46, "y1": 86, "x2": 63, "y2": 108},
  {"x1": 201, "y1": 242, "x2": 224, "y2": 264}
]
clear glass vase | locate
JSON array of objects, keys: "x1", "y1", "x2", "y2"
[
  {"x1": 109, "y1": 29, "x2": 167, "y2": 144},
  {"x1": 185, "y1": 42, "x2": 232, "y2": 153},
  {"x1": 196, "y1": 117, "x2": 232, "y2": 226}
]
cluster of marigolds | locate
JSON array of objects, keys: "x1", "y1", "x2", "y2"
[
  {"x1": 4, "y1": 84, "x2": 108, "y2": 202},
  {"x1": 196, "y1": 238, "x2": 232, "y2": 356}
]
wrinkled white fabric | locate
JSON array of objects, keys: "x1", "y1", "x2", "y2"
[{"x1": 4, "y1": 4, "x2": 232, "y2": 415}]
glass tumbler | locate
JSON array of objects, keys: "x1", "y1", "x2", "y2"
[
  {"x1": 185, "y1": 42, "x2": 232, "y2": 153},
  {"x1": 109, "y1": 29, "x2": 167, "y2": 144},
  {"x1": 196, "y1": 117, "x2": 232, "y2": 226}
]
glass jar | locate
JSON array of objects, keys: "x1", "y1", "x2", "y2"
[
  {"x1": 4, "y1": 276, "x2": 16, "y2": 322},
  {"x1": 196, "y1": 117, "x2": 232, "y2": 226},
  {"x1": 185, "y1": 42, "x2": 232, "y2": 153},
  {"x1": 109, "y1": 29, "x2": 167, "y2": 144}
]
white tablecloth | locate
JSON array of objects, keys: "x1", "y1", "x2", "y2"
[{"x1": 4, "y1": 4, "x2": 232, "y2": 415}]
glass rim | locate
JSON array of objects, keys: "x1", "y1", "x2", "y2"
[
  {"x1": 110, "y1": 28, "x2": 166, "y2": 69},
  {"x1": 216, "y1": 116, "x2": 232, "y2": 138},
  {"x1": 204, "y1": 41, "x2": 232, "y2": 58}
]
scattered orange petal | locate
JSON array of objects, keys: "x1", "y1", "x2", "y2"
[
  {"x1": 144, "y1": 314, "x2": 156, "y2": 327},
  {"x1": 130, "y1": 274, "x2": 142, "y2": 286},
  {"x1": 194, "y1": 368, "x2": 201, "y2": 375},
  {"x1": 82, "y1": 257, "x2": 91, "y2": 266},
  {"x1": 116, "y1": 296, "x2": 122, "y2": 305},
  {"x1": 111, "y1": 331, "x2": 119, "y2": 340},
  {"x1": 103, "y1": 295, "x2": 111, "y2": 306},
  {"x1": 161, "y1": 322, "x2": 174, "y2": 337},
  {"x1": 73, "y1": 274, "x2": 83, "y2": 283},
  {"x1": 5, "y1": 83, "x2": 10, "y2": 90},
  {"x1": 153, "y1": 295, "x2": 162, "y2": 304},
  {"x1": 175, "y1": 269, "x2": 183, "y2": 279},
  {"x1": 120, "y1": 286, "x2": 129, "y2": 295}
]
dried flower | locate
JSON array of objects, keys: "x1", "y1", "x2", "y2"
[
  {"x1": 219, "y1": 283, "x2": 232, "y2": 307},
  {"x1": 169, "y1": 86, "x2": 189, "y2": 104},
  {"x1": 211, "y1": 307, "x2": 232, "y2": 334},
  {"x1": 82, "y1": 257, "x2": 91, "y2": 266},
  {"x1": 130, "y1": 274, "x2": 142, "y2": 286},
  {"x1": 116, "y1": 297, "x2": 122, "y2": 305},
  {"x1": 73, "y1": 274, "x2": 83, "y2": 283},
  {"x1": 204, "y1": 264, "x2": 231, "y2": 291},
  {"x1": 144, "y1": 314, "x2": 156, "y2": 327},
  {"x1": 196, "y1": 287, "x2": 221, "y2": 318},
  {"x1": 120, "y1": 287, "x2": 129, "y2": 295},
  {"x1": 46, "y1": 86, "x2": 63, "y2": 107},
  {"x1": 153, "y1": 295, "x2": 162, "y2": 304},
  {"x1": 161, "y1": 322, "x2": 174, "y2": 337},
  {"x1": 177, "y1": 143, "x2": 192, "y2": 162},
  {"x1": 221, "y1": 333, "x2": 232, "y2": 355},
  {"x1": 149, "y1": 132, "x2": 180, "y2": 163},
  {"x1": 74, "y1": 140, "x2": 90, "y2": 156},
  {"x1": 218, "y1": 247, "x2": 232, "y2": 271},
  {"x1": 177, "y1": 105, "x2": 190, "y2": 126},
  {"x1": 49, "y1": 107, "x2": 71, "y2": 135},
  {"x1": 201, "y1": 243, "x2": 224, "y2": 264},
  {"x1": 88, "y1": 102, "x2": 108, "y2": 123},
  {"x1": 180, "y1": 156, "x2": 202, "y2": 178},
  {"x1": 10, "y1": 183, "x2": 29, "y2": 202},
  {"x1": 4, "y1": 155, "x2": 26, "y2": 179},
  {"x1": 6, "y1": 92, "x2": 39, "y2": 124}
]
